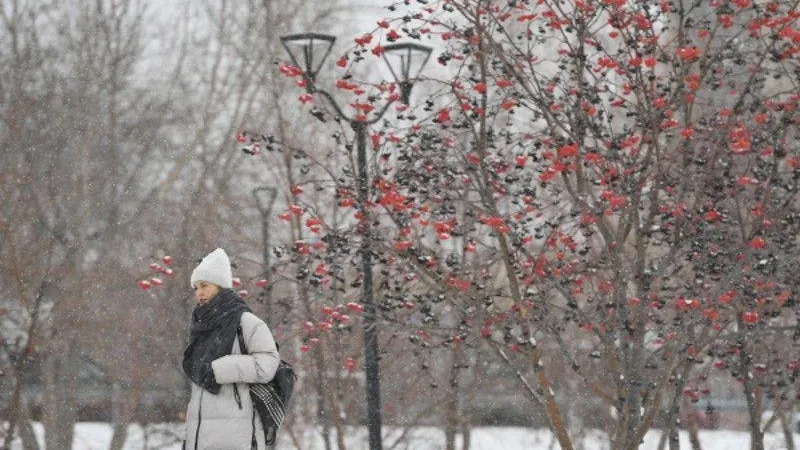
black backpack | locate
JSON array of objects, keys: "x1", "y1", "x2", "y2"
[{"x1": 237, "y1": 326, "x2": 297, "y2": 446}]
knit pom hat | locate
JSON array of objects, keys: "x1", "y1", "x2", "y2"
[{"x1": 190, "y1": 248, "x2": 233, "y2": 289}]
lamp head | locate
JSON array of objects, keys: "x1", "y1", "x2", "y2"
[
  {"x1": 382, "y1": 42, "x2": 433, "y2": 104},
  {"x1": 280, "y1": 33, "x2": 336, "y2": 87}
]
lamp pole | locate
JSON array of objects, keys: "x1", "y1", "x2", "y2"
[
  {"x1": 352, "y1": 119, "x2": 384, "y2": 450},
  {"x1": 280, "y1": 33, "x2": 431, "y2": 450},
  {"x1": 253, "y1": 187, "x2": 277, "y2": 304}
]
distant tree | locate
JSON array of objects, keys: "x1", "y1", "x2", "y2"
[
  {"x1": 2, "y1": 0, "x2": 369, "y2": 448},
  {"x1": 0, "y1": 0, "x2": 195, "y2": 447}
]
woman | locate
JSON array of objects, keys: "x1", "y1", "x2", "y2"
[{"x1": 183, "y1": 248, "x2": 280, "y2": 450}]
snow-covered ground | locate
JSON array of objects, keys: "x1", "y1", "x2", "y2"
[{"x1": 8, "y1": 423, "x2": 798, "y2": 449}]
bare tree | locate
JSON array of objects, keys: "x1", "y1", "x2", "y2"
[{"x1": 1, "y1": 0, "x2": 203, "y2": 447}]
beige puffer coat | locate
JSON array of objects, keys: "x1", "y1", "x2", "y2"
[{"x1": 184, "y1": 312, "x2": 280, "y2": 450}]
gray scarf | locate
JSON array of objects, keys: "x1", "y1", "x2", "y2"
[{"x1": 182, "y1": 289, "x2": 250, "y2": 394}]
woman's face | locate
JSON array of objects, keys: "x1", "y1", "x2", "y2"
[{"x1": 193, "y1": 281, "x2": 220, "y2": 305}]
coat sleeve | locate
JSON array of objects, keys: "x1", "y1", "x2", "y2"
[{"x1": 211, "y1": 312, "x2": 280, "y2": 384}]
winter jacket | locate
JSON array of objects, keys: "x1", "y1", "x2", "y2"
[{"x1": 184, "y1": 312, "x2": 280, "y2": 450}]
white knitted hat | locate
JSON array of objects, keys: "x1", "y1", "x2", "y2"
[{"x1": 190, "y1": 248, "x2": 233, "y2": 289}]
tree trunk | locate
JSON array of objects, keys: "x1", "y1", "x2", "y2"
[
  {"x1": 109, "y1": 381, "x2": 132, "y2": 450},
  {"x1": 42, "y1": 349, "x2": 77, "y2": 450},
  {"x1": 314, "y1": 345, "x2": 344, "y2": 450},
  {"x1": 109, "y1": 423, "x2": 128, "y2": 450},
  {"x1": 3, "y1": 282, "x2": 47, "y2": 450},
  {"x1": 331, "y1": 390, "x2": 347, "y2": 450},
  {"x1": 4, "y1": 365, "x2": 28, "y2": 450},
  {"x1": 668, "y1": 424, "x2": 680, "y2": 450},
  {"x1": 461, "y1": 423, "x2": 471, "y2": 450},
  {"x1": 683, "y1": 400, "x2": 703, "y2": 450},
  {"x1": 109, "y1": 361, "x2": 147, "y2": 450},
  {"x1": 445, "y1": 425, "x2": 456, "y2": 450},
  {"x1": 780, "y1": 409, "x2": 796, "y2": 450},
  {"x1": 657, "y1": 400, "x2": 681, "y2": 450},
  {"x1": 445, "y1": 343, "x2": 463, "y2": 450},
  {"x1": 12, "y1": 395, "x2": 41, "y2": 450},
  {"x1": 622, "y1": 360, "x2": 644, "y2": 449},
  {"x1": 739, "y1": 345, "x2": 764, "y2": 450},
  {"x1": 534, "y1": 356, "x2": 574, "y2": 450}
]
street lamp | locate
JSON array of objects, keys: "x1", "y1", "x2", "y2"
[{"x1": 281, "y1": 32, "x2": 431, "y2": 450}]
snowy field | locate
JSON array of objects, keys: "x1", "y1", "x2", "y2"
[{"x1": 7, "y1": 423, "x2": 799, "y2": 450}]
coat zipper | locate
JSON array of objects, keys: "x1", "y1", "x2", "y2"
[
  {"x1": 194, "y1": 389, "x2": 204, "y2": 450},
  {"x1": 251, "y1": 409, "x2": 257, "y2": 449}
]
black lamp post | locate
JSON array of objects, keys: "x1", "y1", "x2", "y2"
[
  {"x1": 253, "y1": 187, "x2": 277, "y2": 304},
  {"x1": 281, "y1": 32, "x2": 431, "y2": 450}
]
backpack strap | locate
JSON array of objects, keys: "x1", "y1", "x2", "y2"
[
  {"x1": 237, "y1": 325, "x2": 257, "y2": 449},
  {"x1": 232, "y1": 326, "x2": 247, "y2": 409},
  {"x1": 239, "y1": 316, "x2": 280, "y2": 351},
  {"x1": 237, "y1": 325, "x2": 248, "y2": 354}
]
